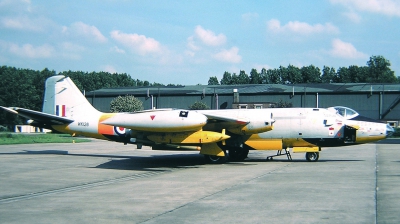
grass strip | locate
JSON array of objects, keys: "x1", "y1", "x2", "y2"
[{"x1": 0, "y1": 133, "x2": 90, "y2": 145}]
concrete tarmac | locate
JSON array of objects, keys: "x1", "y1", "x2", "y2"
[{"x1": 0, "y1": 139, "x2": 399, "y2": 223}]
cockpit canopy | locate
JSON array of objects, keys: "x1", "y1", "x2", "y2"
[{"x1": 327, "y1": 106, "x2": 359, "y2": 119}]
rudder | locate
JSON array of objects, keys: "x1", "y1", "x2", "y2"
[{"x1": 42, "y1": 75, "x2": 99, "y2": 118}]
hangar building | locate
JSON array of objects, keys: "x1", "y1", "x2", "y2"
[{"x1": 85, "y1": 83, "x2": 400, "y2": 127}]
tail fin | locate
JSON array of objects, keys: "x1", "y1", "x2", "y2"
[{"x1": 42, "y1": 75, "x2": 100, "y2": 118}]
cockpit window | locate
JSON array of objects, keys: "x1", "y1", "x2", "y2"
[{"x1": 328, "y1": 106, "x2": 359, "y2": 119}]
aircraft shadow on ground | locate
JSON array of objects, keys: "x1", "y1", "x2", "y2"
[
  {"x1": 0, "y1": 150, "x2": 206, "y2": 171},
  {"x1": 0, "y1": 150, "x2": 365, "y2": 171},
  {"x1": 93, "y1": 154, "x2": 206, "y2": 171}
]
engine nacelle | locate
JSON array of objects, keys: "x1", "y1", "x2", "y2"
[{"x1": 228, "y1": 119, "x2": 274, "y2": 135}]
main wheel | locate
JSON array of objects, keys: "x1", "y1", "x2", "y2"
[
  {"x1": 228, "y1": 148, "x2": 249, "y2": 162},
  {"x1": 204, "y1": 155, "x2": 227, "y2": 164},
  {"x1": 305, "y1": 152, "x2": 319, "y2": 162}
]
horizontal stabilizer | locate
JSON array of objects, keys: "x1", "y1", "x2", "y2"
[{"x1": 0, "y1": 106, "x2": 74, "y2": 125}]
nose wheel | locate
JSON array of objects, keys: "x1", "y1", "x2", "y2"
[{"x1": 305, "y1": 152, "x2": 319, "y2": 162}]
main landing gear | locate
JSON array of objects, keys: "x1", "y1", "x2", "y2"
[
  {"x1": 204, "y1": 148, "x2": 249, "y2": 164},
  {"x1": 228, "y1": 148, "x2": 249, "y2": 162},
  {"x1": 204, "y1": 155, "x2": 227, "y2": 164}
]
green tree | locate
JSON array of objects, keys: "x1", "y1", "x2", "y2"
[
  {"x1": 321, "y1": 66, "x2": 336, "y2": 83},
  {"x1": 265, "y1": 68, "x2": 281, "y2": 84},
  {"x1": 367, "y1": 55, "x2": 397, "y2": 83},
  {"x1": 237, "y1": 70, "x2": 250, "y2": 84},
  {"x1": 220, "y1": 71, "x2": 232, "y2": 85},
  {"x1": 0, "y1": 66, "x2": 40, "y2": 125},
  {"x1": 116, "y1": 73, "x2": 136, "y2": 86},
  {"x1": 151, "y1": 82, "x2": 164, "y2": 87},
  {"x1": 281, "y1": 65, "x2": 302, "y2": 84},
  {"x1": 110, "y1": 95, "x2": 143, "y2": 112},
  {"x1": 260, "y1": 68, "x2": 268, "y2": 84},
  {"x1": 287, "y1": 65, "x2": 302, "y2": 84},
  {"x1": 231, "y1": 73, "x2": 239, "y2": 84},
  {"x1": 167, "y1": 83, "x2": 183, "y2": 87},
  {"x1": 301, "y1": 65, "x2": 321, "y2": 83},
  {"x1": 249, "y1": 68, "x2": 261, "y2": 84},
  {"x1": 278, "y1": 66, "x2": 288, "y2": 84},
  {"x1": 335, "y1": 67, "x2": 349, "y2": 83},
  {"x1": 348, "y1": 65, "x2": 368, "y2": 83},
  {"x1": 208, "y1": 76, "x2": 219, "y2": 85},
  {"x1": 188, "y1": 101, "x2": 210, "y2": 110},
  {"x1": 135, "y1": 79, "x2": 143, "y2": 86}
]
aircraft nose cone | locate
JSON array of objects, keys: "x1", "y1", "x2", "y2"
[{"x1": 386, "y1": 124, "x2": 394, "y2": 137}]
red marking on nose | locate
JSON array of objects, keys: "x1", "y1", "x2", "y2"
[{"x1": 150, "y1": 115, "x2": 155, "y2": 120}]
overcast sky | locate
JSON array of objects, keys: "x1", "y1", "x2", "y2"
[{"x1": 1, "y1": 0, "x2": 399, "y2": 85}]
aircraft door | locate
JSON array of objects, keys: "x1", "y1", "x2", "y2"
[{"x1": 343, "y1": 125, "x2": 357, "y2": 143}]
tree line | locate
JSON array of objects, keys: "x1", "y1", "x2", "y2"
[
  {"x1": 208, "y1": 56, "x2": 398, "y2": 85},
  {"x1": 0, "y1": 66, "x2": 161, "y2": 126}
]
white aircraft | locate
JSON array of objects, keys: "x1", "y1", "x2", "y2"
[{"x1": 0, "y1": 75, "x2": 394, "y2": 163}]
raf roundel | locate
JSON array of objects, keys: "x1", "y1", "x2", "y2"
[{"x1": 114, "y1": 126, "x2": 126, "y2": 136}]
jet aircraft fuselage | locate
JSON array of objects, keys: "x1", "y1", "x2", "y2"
[{"x1": 0, "y1": 75, "x2": 393, "y2": 163}]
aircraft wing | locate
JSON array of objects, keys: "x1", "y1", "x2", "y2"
[{"x1": 0, "y1": 106, "x2": 74, "y2": 125}]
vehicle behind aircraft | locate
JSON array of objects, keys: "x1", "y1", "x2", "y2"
[{"x1": 0, "y1": 75, "x2": 394, "y2": 163}]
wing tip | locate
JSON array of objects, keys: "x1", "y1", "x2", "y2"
[{"x1": 0, "y1": 106, "x2": 18, "y2": 115}]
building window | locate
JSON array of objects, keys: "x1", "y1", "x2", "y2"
[{"x1": 238, "y1": 104, "x2": 248, "y2": 109}]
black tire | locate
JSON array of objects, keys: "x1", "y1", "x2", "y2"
[
  {"x1": 204, "y1": 155, "x2": 227, "y2": 164},
  {"x1": 305, "y1": 152, "x2": 319, "y2": 162},
  {"x1": 228, "y1": 148, "x2": 249, "y2": 162}
]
